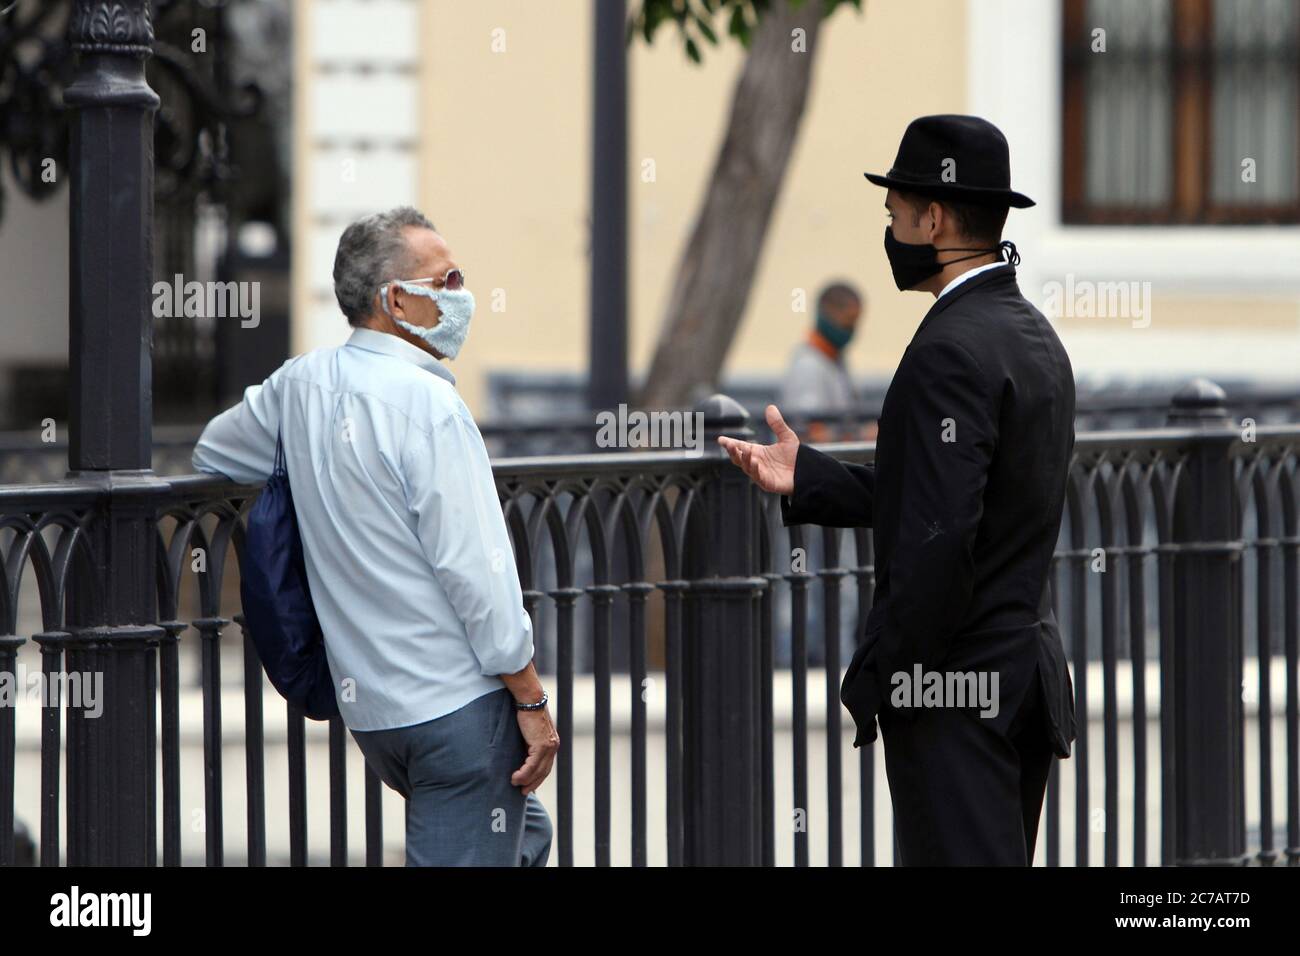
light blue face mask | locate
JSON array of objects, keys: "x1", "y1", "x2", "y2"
[{"x1": 382, "y1": 281, "x2": 475, "y2": 359}]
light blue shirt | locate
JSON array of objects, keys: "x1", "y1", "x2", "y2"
[{"x1": 193, "y1": 327, "x2": 534, "y2": 731}]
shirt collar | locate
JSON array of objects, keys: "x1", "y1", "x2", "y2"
[
  {"x1": 345, "y1": 327, "x2": 456, "y2": 386},
  {"x1": 937, "y1": 260, "x2": 1006, "y2": 301}
]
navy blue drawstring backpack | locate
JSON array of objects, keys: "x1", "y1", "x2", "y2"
[{"x1": 240, "y1": 431, "x2": 340, "y2": 720}]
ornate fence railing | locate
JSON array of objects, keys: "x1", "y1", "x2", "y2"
[
  {"x1": 1, "y1": 383, "x2": 1296, "y2": 866},
  {"x1": 4, "y1": 381, "x2": 1298, "y2": 483}
]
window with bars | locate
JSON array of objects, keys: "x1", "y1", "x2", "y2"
[{"x1": 1062, "y1": 0, "x2": 1300, "y2": 224}]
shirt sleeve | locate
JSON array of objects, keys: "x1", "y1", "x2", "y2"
[
  {"x1": 192, "y1": 360, "x2": 290, "y2": 483},
  {"x1": 403, "y1": 407, "x2": 535, "y2": 676}
]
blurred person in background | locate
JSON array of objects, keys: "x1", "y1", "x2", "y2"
[
  {"x1": 776, "y1": 283, "x2": 870, "y2": 672},
  {"x1": 779, "y1": 282, "x2": 875, "y2": 442}
]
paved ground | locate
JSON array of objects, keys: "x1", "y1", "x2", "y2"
[{"x1": 9, "y1": 665, "x2": 1290, "y2": 865}]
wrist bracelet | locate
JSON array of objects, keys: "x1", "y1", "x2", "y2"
[{"x1": 515, "y1": 692, "x2": 548, "y2": 711}]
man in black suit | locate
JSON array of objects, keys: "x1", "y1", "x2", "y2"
[{"x1": 719, "y1": 115, "x2": 1076, "y2": 866}]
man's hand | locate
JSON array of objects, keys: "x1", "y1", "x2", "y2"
[
  {"x1": 717, "y1": 404, "x2": 800, "y2": 496},
  {"x1": 511, "y1": 706, "x2": 559, "y2": 797},
  {"x1": 500, "y1": 661, "x2": 559, "y2": 795}
]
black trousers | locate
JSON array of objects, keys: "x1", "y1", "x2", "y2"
[{"x1": 879, "y1": 673, "x2": 1054, "y2": 866}]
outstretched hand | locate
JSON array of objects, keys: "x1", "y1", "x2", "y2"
[{"x1": 717, "y1": 404, "x2": 800, "y2": 496}]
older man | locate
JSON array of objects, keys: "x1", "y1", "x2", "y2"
[{"x1": 193, "y1": 206, "x2": 557, "y2": 866}]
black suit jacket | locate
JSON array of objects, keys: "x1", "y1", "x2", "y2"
[{"x1": 781, "y1": 264, "x2": 1076, "y2": 757}]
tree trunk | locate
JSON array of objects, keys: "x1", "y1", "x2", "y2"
[{"x1": 636, "y1": 1, "x2": 825, "y2": 410}]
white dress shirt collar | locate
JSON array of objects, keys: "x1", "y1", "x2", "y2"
[
  {"x1": 936, "y1": 260, "x2": 1006, "y2": 302},
  {"x1": 346, "y1": 327, "x2": 456, "y2": 386}
]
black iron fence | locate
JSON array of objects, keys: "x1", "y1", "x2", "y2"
[
  {"x1": 1, "y1": 383, "x2": 1297, "y2": 866},
  {"x1": 5, "y1": 381, "x2": 1299, "y2": 483}
]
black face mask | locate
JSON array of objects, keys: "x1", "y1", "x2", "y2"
[{"x1": 883, "y1": 228, "x2": 1019, "y2": 291}]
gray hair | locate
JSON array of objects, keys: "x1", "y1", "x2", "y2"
[{"x1": 333, "y1": 206, "x2": 436, "y2": 325}]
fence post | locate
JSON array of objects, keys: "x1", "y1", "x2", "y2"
[
  {"x1": 1167, "y1": 378, "x2": 1248, "y2": 865},
  {"x1": 61, "y1": 0, "x2": 166, "y2": 865},
  {"x1": 681, "y1": 395, "x2": 767, "y2": 864}
]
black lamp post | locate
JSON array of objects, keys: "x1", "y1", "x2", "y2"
[
  {"x1": 587, "y1": 0, "x2": 628, "y2": 413},
  {"x1": 62, "y1": 0, "x2": 167, "y2": 866}
]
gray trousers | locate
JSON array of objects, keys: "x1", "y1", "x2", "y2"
[{"x1": 350, "y1": 687, "x2": 553, "y2": 866}]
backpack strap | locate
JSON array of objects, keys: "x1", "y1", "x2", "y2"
[{"x1": 273, "y1": 429, "x2": 286, "y2": 476}]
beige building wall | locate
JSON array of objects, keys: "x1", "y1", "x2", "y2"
[
  {"x1": 627, "y1": 0, "x2": 972, "y2": 396},
  {"x1": 295, "y1": 0, "x2": 1300, "y2": 417},
  {"x1": 414, "y1": 0, "x2": 593, "y2": 414},
  {"x1": 689, "y1": 0, "x2": 969, "y2": 387},
  {"x1": 289, "y1": 0, "x2": 968, "y2": 416},
  {"x1": 292, "y1": 0, "x2": 427, "y2": 358}
]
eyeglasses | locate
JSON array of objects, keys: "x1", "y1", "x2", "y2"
[
  {"x1": 393, "y1": 269, "x2": 466, "y2": 291},
  {"x1": 378, "y1": 270, "x2": 467, "y2": 316}
]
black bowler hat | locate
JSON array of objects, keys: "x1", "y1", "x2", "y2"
[{"x1": 864, "y1": 114, "x2": 1035, "y2": 208}]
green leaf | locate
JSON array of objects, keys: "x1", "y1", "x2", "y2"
[
  {"x1": 691, "y1": 9, "x2": 718, "y2": 44},
  {"x1": 632, "y1": 0, "x2": 860, "y2": 57},
  {"x1": 727, "y1": 4, "x2": 749, "y2": 43}
]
